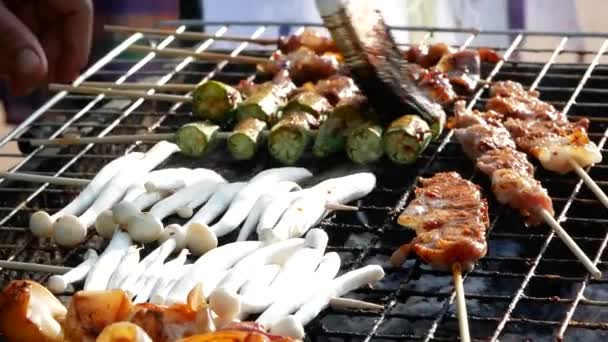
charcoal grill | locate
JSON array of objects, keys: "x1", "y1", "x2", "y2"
[{"x1": 0, "y1": 21, "x2": 607, "y2": 342}]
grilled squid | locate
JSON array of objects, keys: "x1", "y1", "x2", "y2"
[
  {"x1": 209, "y1": 238, "x2": 305, "y2": 322},
  {"x1": 272, "y1": 265, "x2": 385, "y2": 338},
  {"x1": 262, "y1": 172, "x2": 376, "y2": 242},
  {"x1": 165, "y1": 241, "x2": 263, "y2": 305},
  {"x1": 257, "y1": 252, "x2": 341, "y2": 331},
  {"x1": 240, "y1": 229, "x2": 328, "y2": 317},
  {"x1": 189, "y1": 167, "x2": 312, "y2": 253},
  {"x1": 52, "y1": 141, "x2": 180, "y2": 247},
  {"x1": 29, "y1": 152, "x2": 144, "y2": 238},
  {"x1": 237, "y1": 181, "x2": 302, "y2": 241}
]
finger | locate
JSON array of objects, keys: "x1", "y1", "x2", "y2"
[
  {"x1": 48, "y1": 0, "x2": 93, "y2": 81},
  {"x1": 0, "y1": 2, "x2": 47, "y2": 95},
  {"x1": 41, "y1": 30, "x2": 62, "y2": 83}
]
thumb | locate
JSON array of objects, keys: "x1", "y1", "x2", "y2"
[{"x1": 0, "y1": 3, "x2": 47, "y2": 96}]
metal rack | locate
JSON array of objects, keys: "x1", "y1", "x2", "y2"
[{"x1": 0, "y1": 22, "x2": 607, "y2": 341}]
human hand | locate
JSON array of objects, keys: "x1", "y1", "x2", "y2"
[{"x1": 0, "y1": 0, "x2": 93, "y2": 95}]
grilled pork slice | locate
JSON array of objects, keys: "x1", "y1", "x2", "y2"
[
  {"x1": 504, "y1": 117, "x2": 602, "y2": 174},
  {"x1": 477, "y1": 149, "x2": 554, "y2": 224},
  {"x1": 392, "y1": 172, "x2": 489, "y2": 271},
  {"x1": 486, "y1": 80, "x2": 564, "y2": 121}
]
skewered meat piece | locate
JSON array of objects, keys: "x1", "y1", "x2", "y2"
[
  {"x1": 391, "y1": 172, "x2": 489, "y2": 271},
  {"x1": 435, "y1": 49, "x2": 481, "y2": 93},
  {"x1": 404, "y1": 43, "x2": 454, "y2": 69},
  {"x1": 486, "y1": 80, "x2": 602, "y2": 173},
  {"x1": 309, "y1": 75, "x2": 360, "y2": 106},
  {"x1": 258, "y1": 47, "x2": 342, "y2": 84},
  {"x1": 504, "y1": 117, "x2": 602, "y2": 174},
  {"x1": 278, "y1": 28, "x2": 339, "y2": 55},
  {"x1": 406, "y1": 64, "x2": 458, "y2": 107},
  {"x1": 451, "y1": 100, "x2": 554, "y2": 225},
  {"x1": 486, "y1": 80, "x2": 565, "y2": 121}
]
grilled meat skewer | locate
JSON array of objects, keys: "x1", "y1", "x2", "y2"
[{"x1": 391, "y1": 172, "x2": 489, "y2": 271}]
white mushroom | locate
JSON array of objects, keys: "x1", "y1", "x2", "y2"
[
  {"x1": 158, "y1": 224, "x2": 188, "y2": 251},
  {"x1": 191, "y1": 168, "x2": 312, "y2": 253},
  {"x1": 111, "y1": 190, "x2": 169, "y2": 230},
  {"x1": 53, "y1": 141, "x2": 179, "y2": 247},
  {"x1": 47, "y1": 249, "x2": 99, "y2": 294},
  {"x1": 29, "y1": 152, "x2": 144, "y2": 238},
  {"x1": 240, "y1": 229, "x2": 328, "y2": 316},
  {"x1": 272, "y1": 265, "x2": 385, "y2": 339},
  {"x1": 236, "y1": 181, "x2": 301, "y2": 241},
  {"x1": 111, "y1": 167, "x2": 198, "y2": 226},
  {"x1": 165, "y1": 241, "x2": 263, "y2": 305},
  {"x1": 257, "y1": 252, "x2": 341, "y2": 330},
  {"x1": 84, "y1": 230, "x2": 132, "y2": 291},
  {"x1": 208, "y1": 238, "x2": 305, "y2": 321},
  {"x1": 256, "y1": 190, "x2": 307, "y2": 239},
  {"x1": 263, "y1": 172, "x2": 376, "y2": 242},
  {"x1": 145, "y1": 168, "x2": 224, "y2": 193},
  {"x1": 119, "y1": 238, "x2": 177, "y2": 298},
  {"x1": 126, "y1": 179, "x2": 224, "y2": 243},
  {"x1": 134, "y1": 248, "x2": 189, "y2": 303}
]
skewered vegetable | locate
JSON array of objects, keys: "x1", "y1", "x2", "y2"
[
  {"x1": 228, "y1": 117, "x2": 268, "y2": 160},
  {"x1": 282, "y1": 91, "x2": 332, "y2": 119},
  {"x1": 346, "y1": 122, "x2": 384, "y2": 164},
  {"x1": 268, "y1": 111, "x2": 316, "y2": 165},
  {"x1": 0, "y1": 280, "x2": 67, "y2": 342},
  {"x1": 191, "y1": 80, "x2": 241, "y2": 122},
  {"x1": 383, "y1": 115, "x2": 432, "y2": 164},
  {"x1": 174, "y1": 121, "x2": 220, "y2": 157},
  {"x1": 313, "y1": 95, "x2": 367, "y2": 158},
  {"x1": 236, "y1": 77, "x2": 295, "y2": 123}
]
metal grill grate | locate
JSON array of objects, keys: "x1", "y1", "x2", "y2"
[{"x1": 0, "y1": 22, "x2": 608, "y2": 341}]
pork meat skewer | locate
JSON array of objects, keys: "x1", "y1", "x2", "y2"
[
  {"x1": 484, "y1": 80, "x2": 607, "y2": 208},
  {"x1": 450, "y1": 101, "x2": 601, "y2": 278}
]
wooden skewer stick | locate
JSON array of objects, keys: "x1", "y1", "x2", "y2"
[
  {"x1": 80, "y1": 81, "x2": 196, "y2": 92},
  {"x1": 539, "y1": 208, "x2": 602, "y2": 279},
  {"x1": 49, "y1": 84, "x2": 193, "y2": 103},
  {"x1": 330, "y1": 297, "x2": 384, "y2": 311},
  {"x1": 105, "y1": 25, "x2": 278, "y2": 45},
  {"x1": 569, "y1": 159, "x2": 608, "y2": 209},
  {"x1": 0, "y1": 260, "x2": 72, "y2": 274},
  {"x1": 29, "y1": 134, "x2": 175, "y2": 147},
  {"x1": 128, "y1": 45, "x2": 268, "y2": 64},
  {"x1": 325, "y1": 203, "x2": 359, "y2": 211},
  {"x1": 452, "y1": 263, "x2": 471, "y2": 342},
  {"x1": 29, "y1": 132, "x2": 231, "y2": 147},
  {"x1": 0, "y1": 171, "x2": 89, "y2": 186}
]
